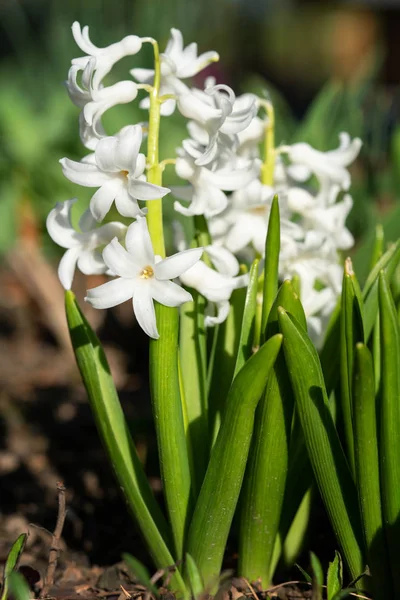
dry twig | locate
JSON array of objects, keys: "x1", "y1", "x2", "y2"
[{"x1": 40, "y1": 482, "x2": 67, "y2": 598}]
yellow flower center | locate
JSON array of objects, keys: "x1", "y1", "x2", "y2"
[
  {"x1": 140, "y1": 266, "x2": 154, "y2": 279},
  {"x1": 120, "y1": 170, "x2": 129, "y2": 178}
]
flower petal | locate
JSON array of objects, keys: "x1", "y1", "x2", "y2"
[
  {"x1": 89, "y1": 180, "x2": 122, "y2": 221},
  {"x1": 115, "y1": 187, "x2": 144, "y2": 218},
  {"x1": 150, "y1": 279, "x2": 193, "y2": 306},
  {"x1": 46, "y1": 199, "x2": 79, "y2": 248},
  {"x1": 102, "y1": 238, "x2": 138, "y2": 277},
  {"x1": 58, "y1": 247, "x2": 80, "y2": 290},
  {"x1": 124, "y1": 217, "x2": 155, "y2": 266},
  {"x1": 86, "y1": 277, "x2": 134, "y2": 309},
  {"x1": 154, "y1": 247, "x2": 203, "y2": 280},
  {"x1": 205, "y1": 300, "x2": 230, "y2": 326},
  {"x1": 205, "y1": 245, "x2": 239, "y2": 276},
  {"x1": 60, "y1": 157, "x2": 111, "y2": 187},
  {"x1": 77, "y1": 249, "x2": 106, "y2": 274},
  {"x1": 132, "y1": 283, "x2": 159, "y2": 339},
  {"x1": 128, "y1": 178, "x2": 171, "y2": 201}
]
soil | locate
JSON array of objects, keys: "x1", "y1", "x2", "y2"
[{"x1": 0, "y1": 243, "x2": 354, "y2": 600}]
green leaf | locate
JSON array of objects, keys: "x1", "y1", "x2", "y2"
[
  {"x1": 321, "y1": 240, "x2": 400, "y2": 396},
  {"x1": 65, "y1": 292, "x2": 186, "y2": 595},
  {"x1": 363, "y1": 239, "x2": 400, "y2": 336},
  {"x1": 339, "y1": 259, "x2": 364, "y2": 477},
  {"x1": 310, "y1": 552, "x2": 323, "y2": 600},
  {"x1": 278, "y1": 309, "x2": 365, "y2": 582},
  {"x1": 1, "y1": 534, "x2": 27, "y2": 600},
  {"x1": 233, "y1": 259, "x2": 259, "y2": 377},
  {"x1": 378, "y1": 271, "x2": 400, "y2": 597},
  {"x1": 180, "y1": 289, "x2": 208, "y2": 498},
  {"x1": 185, "y1": 554, "x2": 204, "y2": 599},
  {"x1": 239, "y1": 281, "x2": 306, "y2": 586},
  {"x1": 208, "y1": 286, "x2": 247, "y2": 445},
  {"x1": 327, "y1": 552, "x2": 343, "y2": 600},
  {"x1": 122, "y1": 553, "x2": 159, "y2": 597},
  {"x1": 185, "y1": 334, "x2": 282, "y2": 588},
  {"x1": 261, "y1": 195, "x2": 280, "y2": 341},
  {"x1": 7, "y1": 573, "x2": 30, "y2": 600},
  {"x1": 149, "y1": 304, "x2": 193, "y2": 561},
  {"x1": 295, "y1": 563, "x2": 312, "y2": 583},
  {"x1": 353, "y1": 343, "x2": 392, "y2": 600}
]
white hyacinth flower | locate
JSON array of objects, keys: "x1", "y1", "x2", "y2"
[
  {"x1": 131, "y1": 28, "x2": 219, "y2": 116},
  {"x1": 173, "y1": 151, "x2": 261, "y2": 218},
  {"x1": 60, "y1": 125, "x2": 170, "y2": 221},
  {"x1": 279, "y1": 132, "x2": 362, "y2": 190},
  {"x1": 179, "y1": 245, "x2": 249, "y2": 326},
  {"x1": 46, "y1": 199, "x2": 126, "y2": 290},
  {"x1": 287, "y1": 186, "x2": 354, "y2": 251},
  {"x1": 178, "y1": 85, "x2": 257, "y2": 165},
  {"x1": 209, "y1": 179, "x2": 302, "y2": 256},
  {"x1": 85, "y1": 217, "x2": 203, "y2": 339},
  {"x1": 71, "y1": 22, "x2": 143, "y2": 89},
  {"x1": 67, "y1": 60, "x2": 138, "y2": 150}
]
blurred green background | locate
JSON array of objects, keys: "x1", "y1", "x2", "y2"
[{"x1": 1, "y1": 0, "x2": 400, "y2": 281}]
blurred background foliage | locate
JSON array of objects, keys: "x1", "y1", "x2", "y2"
[{"x1": 0, "y1": 0, "x2": 399, "y2": 282}]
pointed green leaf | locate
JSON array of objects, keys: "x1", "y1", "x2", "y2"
[
  {"x1": 310, "y1": 552, "x2": 323, "y2": 600},
  {"x1": 180, "y1": 290, "x2": 208, "y2": 498},
  {"x1": 295, "y1": 563, "x2": 312, "y2": 583},
  {"x1": 7, "y1": 573, "x2": 30, "y2": 600},
  {"x1": 370, "y1": 224, "x2": 385, "y2": 270},
  {"x1": 261, "y1": 195, "x2": 280, "y2": 341},
  {"x1": 278, "y1": 309, "x2": 365, "y2": 582},
  {"x1": 321, "y1": 240, "x2": 400, "y2": 396},
  {"x1": 363, "y1": 239, "x2": 400, "y2": 336},
  {"x1": 1, "y1": 534, "x2": 27, "y2": 600},
  {"x1": 234, "y1": 259, "x2": 259, "y2": 377},
  {"x1": 65, "y1": 292, "x2": 186, "y2": 594},
  {"x1": 185, "y1": 554, "x2": 204, "y2": 599},
  {"x1": 378, "y1": 271, "x2": 400, "y2": 596},
  {"x1": 122, "y1": 553, "x2": 159, "y2": 597},
  {"x1": 149, "y1": 304, "x2": 193, "y2": 561},
  {"x1": 239, "y1": 281, "x2": 306, "y2": 586},
  {"x1": 339, "y1": 259, "x2": 364, "y2": 477},
  {"x1": 353, "y1": 343, "x2": 392, "y2": 600},
  {"x1": 327, "y1": 552, "x2": 343, "y2": 600},
  {"x1": 186, "y1": 334, "x2": 282, "y2": 588}
]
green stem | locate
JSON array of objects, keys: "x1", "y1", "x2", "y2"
[
  {"x1": 145, "y1": 40, "x2": 192, "y2": 562},
  {"x1": 145, "y1": 39, "x2": 165, "y2": 256},
  {"x1": 260, "y1": 101, "x2": 275, "y2": 186}
]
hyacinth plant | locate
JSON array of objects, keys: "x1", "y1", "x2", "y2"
[{"x1": 47, "y1": 24, "x2": 400, "y2": 599}]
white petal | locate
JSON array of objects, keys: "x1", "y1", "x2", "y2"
[
  {"x1": 86, "y1": 277, "x2": 134, "y2": 309},
  {"x1": 89, "y1": 180, "x2": 122, "y2": 221},
  {"x1": 77, "y1": 249, "x2": 106, "y2": 274},
  {"x1": 150, "y1": 279, "x2": 192, "y2": 306},
  {"x1": 205, "y1": 245, "x2": 239, "y2": 276},
  {"x1": 125, "y1": 218, "x2": 155, "y2": 266},
  {"x1": 115, "y1": 187, "x2": 144, "y2": 218},
  {"x1": 46, "y1": 199, "x2": 79, "y2": 248},
  {"x1": 58, "y1": 247, "x2": 80, "y2": 290},
  {"x1": 95, "y1": 136, "x2": 121, "y2": 173},
  {"x1": 128, "y1": 179, "x2": 170, "y2": 200},
  {"x1": 60, "y1": 157, "x2": 111, "y2": 187},
  {"x1": 115, "y1": 124, "x2": 142, "y2": 171},
  {"x1": 130, "y1": 67, "x2": 155, "y2": 83},
  {"x1": 78, "y1": 208, "x2": 97, "y2": 233},
  {"x1": 205, "y1": 300, "x2": 230, "y2": 326},
  {"x1": 102, "y1": 238, "x2": 138, "y2": 278},
  {"x1": 132, "y1": 283, "x2": 159, "y2": 339},
  {"x1": 154, "y1": 247, "x2": 203, "y2": 280}
]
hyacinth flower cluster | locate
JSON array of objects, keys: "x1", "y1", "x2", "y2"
[
  {"x1": 45, "y1": 23, "x2": 400, "y2": 600},
  {"x1": 47, "y1": 22, "x2": 361, "y2": 345}
]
